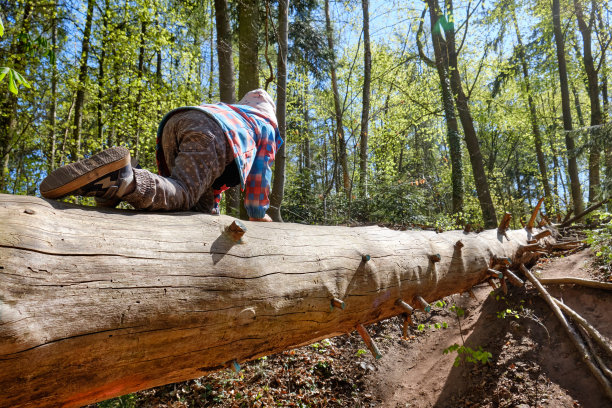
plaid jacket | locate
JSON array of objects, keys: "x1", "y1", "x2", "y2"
[{"x1": 156, "y1": 103, "x2": 282, "y2": 219}]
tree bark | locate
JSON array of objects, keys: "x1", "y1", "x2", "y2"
[
  {"x1": 552, "y1": 0, "x2": 585, "y2": 217},
  {"x1": 512, "y1": 9, "x2": 552, "y2": 214},
  {"x1": 237, "y1": 0, "x2": 260, "y2": 219},
  {"x1": 359, "y1": 0, "x2": 371, "y2": 198},
  {"x1": 268, "y1": 0, "x2": 289, "y2": 222},
  {"x1": 71, "y1": 0, "x2": 96, "y2": 161},
  {"x1": 0, "y1": 193, "x2": 552, "y2": 407},
  {"x1": 214, "y1": 0, "x2": 236, "y2": 104},
  {"x1": 428, "y1": 0, "x2": 497, "y2": 227},
  {"x1": 48, "y1": 8, "x2": 59, "y2": 171},
  {"x1": 325, "y1": 0, "x2": 351, "y2": 196},
  {"x1": 574, "y1": 0, "x2": 602, "y2": 204},
  {"x1": 0, "y1": 0, "x2": 33, "y2": 191}
]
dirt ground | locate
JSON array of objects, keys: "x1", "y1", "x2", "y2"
[{"x1": 96, "y1": 248, "x2": 612, "y2": 408}]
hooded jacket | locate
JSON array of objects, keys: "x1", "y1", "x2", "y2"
[{"x1": 156, "y1": 89, "x2": 283, "y2": 219}]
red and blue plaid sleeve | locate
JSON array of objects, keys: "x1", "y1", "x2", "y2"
[{"x1": 244, "y1": 123, "x2": 282, "y2": 218}]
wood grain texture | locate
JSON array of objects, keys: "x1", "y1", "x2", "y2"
[{"x1": 0, "y1": 194, "x2": 551, "y2": 407}]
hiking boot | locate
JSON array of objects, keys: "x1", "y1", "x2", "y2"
[{"x1": 40, "y1": 146, "x2": 135, "y2": 201}]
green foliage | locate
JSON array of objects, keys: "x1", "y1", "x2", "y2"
[
  {"x1": 585, "y1": 213, "x2": 612, "y2": 268},
  {"x1": 0, "y1": 67, "x2": 30, "y2": 94},
  {"x1": 443, "y1": 344, "x2": 492, "y2": 367},
  {"x1": 97, "y1": 393, "x2": 138, "y2": 408}
]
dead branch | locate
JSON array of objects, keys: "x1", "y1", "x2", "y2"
[
  {"x1": 538, "y1": 277, "x2": 612, "y2": 291},
  {"x1": 520, "y1": 264, "x2": 612, "y2": 401}
]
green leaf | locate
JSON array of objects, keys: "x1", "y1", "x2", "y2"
[
  {"x1": 0, "y1": 67, "x2": 9, "y2": 82},
  {"x1": 0, "y1": 16, "x2": 4, "y2": 37},
  {"x1": 8, "y1": 70, "x2": 17, "y2": 94},
  {"x1": 12, "y1": 70, "x2": 30, "y2": 88}
]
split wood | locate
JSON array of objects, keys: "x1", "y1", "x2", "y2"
[
  {"x1": 520, "y1": 264, "x2": 612, "y2": 401},
  {"x1": 537, "y1": 277, "x2": 612, "y2": 291}
]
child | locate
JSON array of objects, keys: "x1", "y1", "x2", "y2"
[{"x1": 40, "y1": 89, "x2": 282, "y2": 221}]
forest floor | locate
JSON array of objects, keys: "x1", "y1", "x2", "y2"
[{"x1": 95, "y1": 246, "x2": 612, "y2": 408}]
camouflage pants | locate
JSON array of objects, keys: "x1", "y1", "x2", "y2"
[{"x1": 122, "y1": 110, "x2": 234, "y2": 212}]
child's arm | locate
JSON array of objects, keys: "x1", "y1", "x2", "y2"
[{"x1": 244, "y1": 124, "x2": 279, "y2": 220}]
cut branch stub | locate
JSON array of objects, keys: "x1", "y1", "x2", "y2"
[
  {"x1": 527, "y1": 197, "x2": 546, "y2": 230},
  {"x1": 487, "y1": 278, "x2": 498, "y2": 290},
  {"x1": 502, "y1": 269, "x2": 524, "y2": 287},
  {"x1": 402, "y1": 314, "x2": 412, "y2": 337},
  {"x1": 225, "y1": 220, "x2": 247, "y2": 242},
  {"x1": 415, "y1": 296, "x2": 431, "y2": 312},
  {"x1": 454, "y1": 240, "x2": 464, "y2": 249},
  {"x1": 498, "y1": 212, "x2": 512, "y2": 232},
  {"x1": 361, "y1": 254, "x2": 371, "y2": 262},
  {"x1": 487, "y1": 268, "x2": 504, "y2": 279},
  {"x1": 356, "y1": 324, "x2": 382, "y2": 359},
  {"x1": 491, "y1": 255, "x2": 511, "y2": 267},
  {"x1": 396, "y1": 299, "x2": 414, "y2": 314},
  {"x1": 518, "y1": 243, "x2": 543, "y2": 254},
  {"x1": 464, "y1": 223, "x2": 471, "y2": 233},
  {"x1": 500, "y1": 277, "x2": 508, "y2": 294},
  {"x1": 534, "y1": 230, "x2": 552, "y2": 240},
  {"x1": 331, "y1": 298, "x2": 346, "y2": 310},
  {"x1": 428, "y1": 253, "x2": 441, "y2": 263},
  {"x1": 230, "y1": 360, "x2": 241, "y2": 373}
]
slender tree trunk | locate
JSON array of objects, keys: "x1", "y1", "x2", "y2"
[
  {"x1": 269, "y1": 0, "x2": 288, "y2": 222},
  {"x1": 0, "y1": 1, "x2": 33, "y2": 191},
  {"x1": 214, "y1": 0, "x2": 239, "y2": 215},
  {"x1": 325, "y1": 0, "x2": 351, "y2": 197},
  {"x1": 428, "y1": 0, "x2": 496, "y2": 226},
  {"x1": 71, "y1": 0, "x2": 96, "y2": 160},
  {"x1": 97, "y1": 0, "x2": 110, "y2": 149},
  {"x1": 215, "y1": 0, "x2": 236, "y2": 104},
  {"x1": 512, "y1": 9, "x2": 552, "y2": 213},
  {"x1": 359, "y1": 0, "x2": 371, "y2": 197},
  {"x1": 48, "y1": 9, "x2": 58, "y2": 171},
  {"x1": 574, "y1": 0, "x2": 602, "y2": 204},
  {"x1": 134, "y1": 21, "x2": 147, "y2": 163},
  {"x1": 238, "y1": 0, "x2": 260, "y2": 99},
  {"x1": 418, "y1": 8, "x2": 463, "y2": 214},
  {"x1": 552, "y1": 0, "x2": 584, "y2": 217}
]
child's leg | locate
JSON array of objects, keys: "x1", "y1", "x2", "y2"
[{"x1": 121, "y1": 110, "x2": 234, "y2": 211}]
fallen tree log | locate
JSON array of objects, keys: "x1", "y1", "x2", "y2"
[{"x1": 0, "y1": 194, "x2": 553, "y2": 407}]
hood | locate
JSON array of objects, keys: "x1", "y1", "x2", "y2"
[{"x1": 237, "y1": 89, "x2": 277, "y2": 126}]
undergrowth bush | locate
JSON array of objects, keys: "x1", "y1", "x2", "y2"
[{"x1": 585, "y1": 212, "x2": 612, "y2": 269}]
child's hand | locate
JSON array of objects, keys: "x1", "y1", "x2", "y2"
[{"x1": 249, "y1": 214, "x2": 273, "y2": 222}]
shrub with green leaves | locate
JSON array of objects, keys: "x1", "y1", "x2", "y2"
[
  {"x1": 585, "y1": 213, "x2": 612, "y2": 268},
  {"x1": 443, "y1": 344, "x2": 492, "y2": 367}
]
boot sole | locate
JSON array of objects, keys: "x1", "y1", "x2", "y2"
[{"x1": 40, "y1": 146, "x2": 131, "y2": 199}]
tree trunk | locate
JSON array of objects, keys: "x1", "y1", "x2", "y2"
[
  {"x1": 574, "y1": 0, "x2": 602, "y2": 204},
  {"x1": 0, "y1": 193, "x2": 552, "y2": 408},
  {"x1": 215, "y1": 0, "x2": 239, "y2": 216},
  {"x1": 269, "y1": 0, "x2": 288, "y2": 222},
  {"x1": 71, "y1": 0, "x2": 95, "y2": 161},
  {"x1": 552, "y1": 0, "x2": 585, "y2": 217},
  {"x1": 48, "y1": 9, "x2": 58, "y2": 171},
  {"x1": 0, "y1": 1, "x2": 33, "y2": 191},
  {"x1": 237, "y1": 0, "x2": 260, "y2": 219},
  {"x1": 418, "y1": 5, "x2": 463, "y2": 214},
  {"x1": 324, "y1": 0, "x2": 351, "y2": 196},
  {"x1": 359, "y1": 0, "x2": 371, "y2": 198},
  {"x1": 428, "y1": 0, "x2": 496, "y2": 227},
  {"x1": 512, "y1": 9, "x2": 552, "y2": 214},
  {"x1": 214, "y1": 0, "x2": 236, "y2": 104}
]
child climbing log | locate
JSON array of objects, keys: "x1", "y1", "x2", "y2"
[{"x1": 0, "y1": 194, "x2": 554, "y2": 408}]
